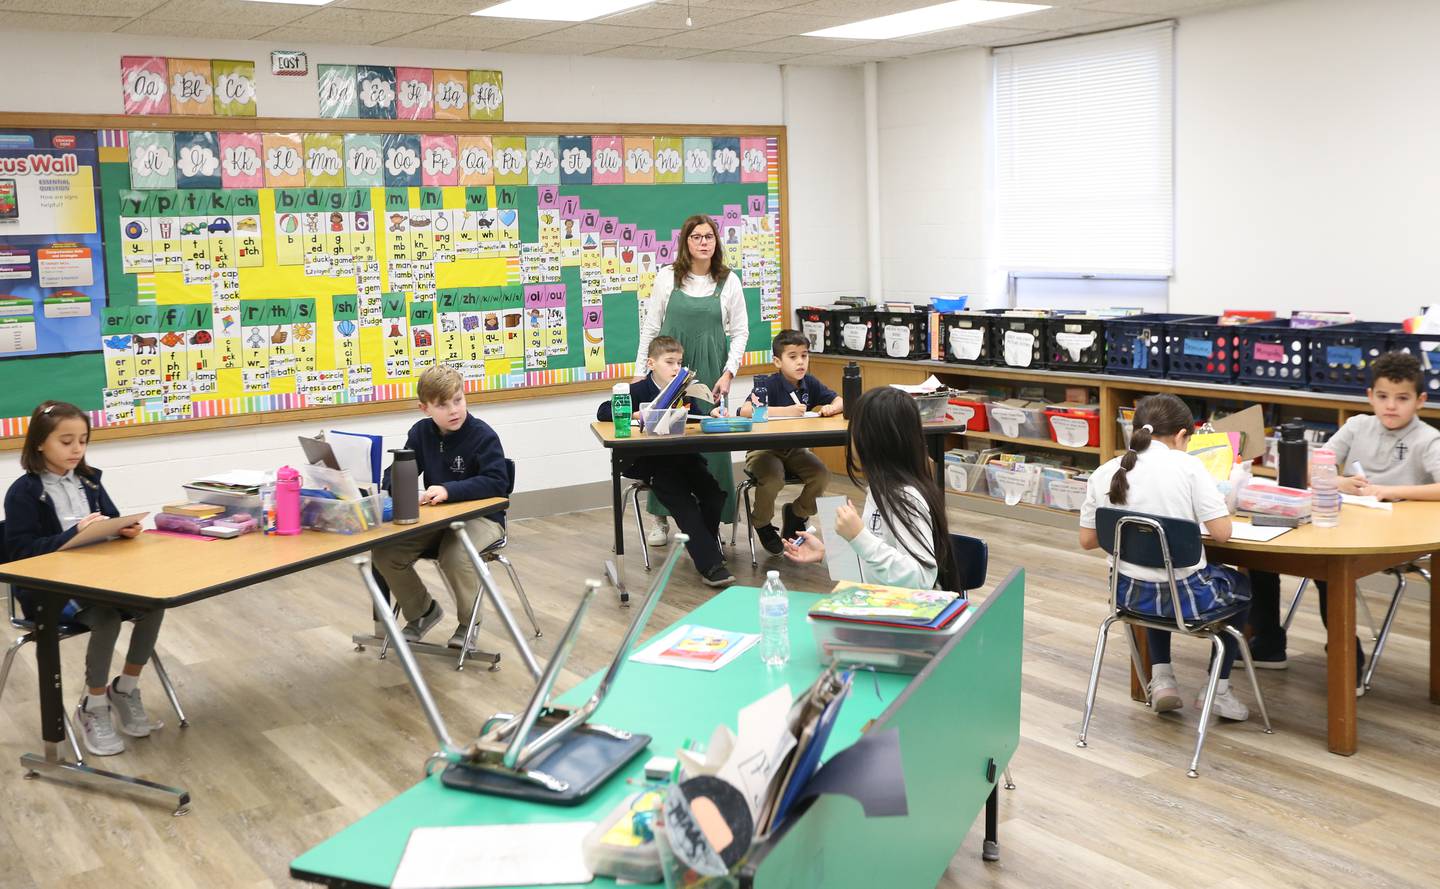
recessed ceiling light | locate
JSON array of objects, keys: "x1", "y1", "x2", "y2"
[
  {"x1": 240, "y1": 0, "x2": 335, "y2": 6},
  {"x1": 806, "y1": 0, "x2": 1049, "y2": 40},
  {"x1": 473, "y1": 0, "x2": 654, "y2": 22}
]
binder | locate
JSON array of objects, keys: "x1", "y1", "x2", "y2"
[{"x1": 327, "y1": 429, "x2": 384, "y2": 486}]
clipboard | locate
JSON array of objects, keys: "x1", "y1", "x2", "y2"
[
  {"x1": 299, "y1": 434, "x2": 341, "y2": 470},
  {"x1": 59, "y1": 512, "x2": 148, "y2": 551}
]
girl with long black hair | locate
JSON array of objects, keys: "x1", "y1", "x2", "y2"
[{"x1": 783, "y1": 387, "x2": 959, "y2": 591}]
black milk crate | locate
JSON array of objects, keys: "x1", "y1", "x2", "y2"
[
  {"x1": 832, "y1": 306, "x2": 879, "y2": 357},
  {"x1": 987, "y1": 311, "x2": 1049, "y2": 370},
  {"x1": 1165, "y1": 316, "x2": 1238, "y2": 383},
  {"x1": 939, "y1": 311, "x2": 996, "y2": 366},
  {"x1": 1307, "y1": 321, "x2": 1440, "y2": 396},
  {"x1": 795, "y1": 306, "x2": 838, "y2": 354},
  {"x1": 1045, "y1": 314, "x2": 1106, "y2": 372},
  {"x1": 1105, "y1": 313, "x2": 1206, "y2": 378},
  {"x1": 1236, "y1": 319, "x2": 1332, "y2": 389},
  {"x1": 874, "y1": 308, "x2": 931, "y2": 360}
]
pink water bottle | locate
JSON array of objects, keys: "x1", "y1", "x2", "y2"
[{"x1": 275, "y1": 466, "x2": 302, "y2": 536}]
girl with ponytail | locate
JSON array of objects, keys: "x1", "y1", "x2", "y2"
[{"x1": 1078, "y1": 394, "x2": 1254, "y2": 722}]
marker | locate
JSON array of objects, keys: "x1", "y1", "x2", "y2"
[{"x1": 790, "y1": 392, "x2": 802, "y2": 407}]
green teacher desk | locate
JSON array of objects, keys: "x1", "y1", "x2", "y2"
[
  {"x1": 590, "y1": 415, "x2": 967, "y2": 602},
  {"x1": 291, "y1": 568, "x2": 1025, "y2": 889},
  {"x1": 0, "y1": 497, "x2": 517, "y2": 814}
]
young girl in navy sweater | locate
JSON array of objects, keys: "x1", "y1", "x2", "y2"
[{"x1": 3, "y1": 401, "x2": 163, "y2": 756}]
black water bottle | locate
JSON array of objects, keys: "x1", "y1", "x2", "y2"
[
  {"x1": 842, "y1": 361, "x2": 863, "y2": 418},
  {"x1": 390, "y1": 449, "x2": 419, "y2": 524},
  {"x1": 1277, "y1": 419, "x2": 1308, "y2": 490}
]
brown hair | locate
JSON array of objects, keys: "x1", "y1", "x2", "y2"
[
  {"x1": 772, "y1": 329, "x2": 809, "y2": 357},
  {"x1": 416, "y1": 364, "x2": 464, "y2": 405},
  {"x1": 1109, "y1": 394, "x2": 1194, "y2": 505},
  {"x1": 20, "y1": 401, "x2": 93, "y2": 477},
  {"x1": 648, "y1": 335, "x2": 684, "y2": 360},
  {"x1": 671, "y1": 214, "x2": 731, "y2": 285},
  {"x1": 1370, "y1": 351, "x2": 1424, "y2": 395}
]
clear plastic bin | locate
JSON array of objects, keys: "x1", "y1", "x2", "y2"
[
  {"x1": 1045, "y1": 478, "x2": 1089, "y2": 512},
  {"x1": 913, "y1": 392, "x2": 954, "y2": 423},
  {"x1": 183, "y1": 484, "x2": 263, "y2": 519},
  {"x1": 1236, "y1": 482, "x2": 1312, "y2": 518},
  {"x1": 582, "y1": 789, "x2": 664, "y2": 884},
  {"x1": 985, "y1": 463, "x2": 1044, "y2": 506},
  {"x1": 300, "y1": 493, "x2": 385, "y2": 534},
  {"x1": 984, "y1": 403, "x2": 1047, "y2": 440},
  {"x1": 638, "y1": 402, "x2": 687, "y2": 436},
  {"x1": 808, "y1": 609, "x2": 969, "y2": 674}
]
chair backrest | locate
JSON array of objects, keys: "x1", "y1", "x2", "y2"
[
  {"x1": 503, "y1": 458, "x2": 517, "y2": 497},
  {"x1": 949, "y1": 533, "x2": 988, "y2": 594},
  {"x1": 1094, "y1": 507, "x2": 1202, "y2": 569}
]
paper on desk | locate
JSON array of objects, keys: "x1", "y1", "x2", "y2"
[
  {"x1": 390, "y1": 821, "x2": 595, "y2": 889},
  {"x1": 816, "y1": 495, "x2": 862, "y2": 583},
  {"x1": 191, "y1": 469, "x2": 270, "y2": 488},
  {"x1": 1223, "y1": 523, "x2": 1292, "y2": 542},
  {"x1": 717, "y1": 685, "x2": 798, "y2": 821},
  {"x1": 888, "y1": 375, "x2": 944, "y2": 395},
  {"x1": 1341, "y1": 493, "x2": 1393, "y2": 510}
]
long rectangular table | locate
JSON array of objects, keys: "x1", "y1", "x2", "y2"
[
  {"x1": 0, "y1": 497, "x2": 525, "y2": 812},
  {"x1": 590, "y1": 416, "x2": 966, "y2": 601}
]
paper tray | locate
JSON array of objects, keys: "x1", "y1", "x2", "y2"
[{"x1": 441, "y1": 725, "x2": 651, "y2": 806}]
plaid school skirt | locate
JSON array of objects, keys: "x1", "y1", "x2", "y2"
[{"x1": 1118, "y1": 564, "x2": 1250, "y2": 622}]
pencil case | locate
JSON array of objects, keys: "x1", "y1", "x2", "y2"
[
  {"x1": 155, "y1": 513, "x2": 214, "y2": 535},
  {"x1": 700, "y1": 417, "x2": 753, "y2": 434}
]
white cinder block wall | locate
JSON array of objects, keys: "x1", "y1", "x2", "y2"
[{"x1": 0, "y1": 31, "x2": 870, "y2": 515}]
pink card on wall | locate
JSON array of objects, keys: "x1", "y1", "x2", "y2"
[
  {"x1": 740, "y1": 137, "x2": 768, "y2": 183},
  {"x1": 121, "y1": 56, "x2": 170, "y2": 115},
  {"x1": 591, "y1": 136, "x2": 624, "y2": 185},
  {"x1": 219, "y1": 132, "x2": 265, "y2": 188},
  {"x1": 561, "y1": 196, "x2": 580, "y2": 219},
  {"x1": 421, "y1": 134, "x2": 458, "y2": 186},
  {"x1": 545, "y1": 284, "x2": 566, "y2": 307},
  {"x1": 581, "y1": 209, "x2": 600, "y2": 233},
  {"x1": 396, "y1": 67, "x2": 434, "y2": 121}
]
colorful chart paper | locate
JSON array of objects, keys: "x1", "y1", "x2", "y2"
[
  {"x1": 168, "y1": 58, "x2": 214, "y2": 116},
  {"x1": 317, "y1": 64, "x2": 359, "y2": 119},
  {"x1": 212, "y1": 60, "x2": 257, "y2": 117},
  {"x1": 396, "y1": 67, "x2": 434, "y2": 121},
  {"x1": 468, "y1": 70, "x2": 504, "y2": 121},
  {"x1": 121, "y1": 56, "x2": 169, "y2": 115},
  {"x1": 432, "y1": 69, "x2": 469, "y2": 120}
]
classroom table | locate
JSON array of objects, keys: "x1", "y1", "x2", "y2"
[
  {"x1": 1137, "y1": 502, "x2": 1440, "y2": 756},
  {"x1": 0, "y1": 497, "x2": 525, "y2": 813},
  {"x1": 291, "y1": 568, "x2": 1025, "y2": 888},
  {"x1": 589, "y1": 416, "x2": 967, "y2": 601}
]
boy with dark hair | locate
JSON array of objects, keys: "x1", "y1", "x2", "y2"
[
  {"x1": 1248, "y1": 351, "x2": 1440, "y2": 684},
  {"x1": 736, "y1": 329, "x2": 842, "y2": 554},
  {"x1": 598, "y1": 336, "x2": 735, "y2": 587}
]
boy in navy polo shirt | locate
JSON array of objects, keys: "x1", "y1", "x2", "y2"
[{"x1": 737, "y1": 329, "x2": 842, "y2": 554}]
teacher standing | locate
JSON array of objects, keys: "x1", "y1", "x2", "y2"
[{"x1": 635, "y1": 213, "x2": 748, "y2": 547}]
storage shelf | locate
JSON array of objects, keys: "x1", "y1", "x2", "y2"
[
  {"x1": 946, "y1": 489, "x2": 1081, "y2": 525},
  {"x1": 956, "y1": 429, "x2": 1100, "y2": 455}
]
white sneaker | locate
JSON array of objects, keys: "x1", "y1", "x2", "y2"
[
  {"x1": 1148, "y1": 675, "x2": 1182, "y2": 713},
  {"x1": 108, "y1": 681, "x2": 163, "y2": 737},
  {"x1": 1200, "y1": 688, "x2": 1250, "y2": 722},
  {"x1": 75, "y1": 698, "x2": 125, "y2": 756},
  {"x1": 447, "y1": 623, "x2": 478, "y2": 650},
  {"x1": 646, "y1": 516, "x2": 670, "y2": 547}
]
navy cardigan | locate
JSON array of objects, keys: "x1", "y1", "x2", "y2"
[{"x1": 3, "y1": 468, "x2": 120, "y2": 620}]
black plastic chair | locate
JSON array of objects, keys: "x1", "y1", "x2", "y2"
[
  {"x1": 733, "y1": 468, "x2": 807, "y2": 568},
  {"x1": 1075, "y1": 508, "x2": 1272, "y2": 778},
  {"x1": 949, "y1": 533, "x2": 989, "y2": 595}
]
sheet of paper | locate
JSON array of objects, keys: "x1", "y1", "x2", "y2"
[
  {"x1": 58, "y1": 513, "x2": 149, "y2": 550},
  {"x1": 629, "y1": 623, "x2": 760, "y2": 672},
  {"x1": 325, "y1": 430, "x2": 378, "y2": 485},
  {"x1": 717, "y1": 685, "x2": 797, "y2": 821},
  {"x1": 191, "y1": 469, "x2": 271, "y2": 488},
  {"x1": 1341, "y1": 493, "x2": 1393, "y2": 511},
  {"x1": 815, "y1": 495, "x2": 862, "y2": 582},
  {"x1": 887, "y1": 375, "x2": 944, "y2": 394},
  {"x1": 1223, "y1": 523, "x2": 1292, "y2": 542},
  {"x1": 390, "y1": 822, "x2": 595, "y2": 889}
]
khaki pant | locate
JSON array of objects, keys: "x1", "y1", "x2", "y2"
[
  {"x1": 373, "y1": 516, "x2": 505, "y2": 625},
  {"x1": 744, "y1": 448, "x2": 830, "y2": 527}
]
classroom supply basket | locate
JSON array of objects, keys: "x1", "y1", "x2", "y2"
[
  {"x1": 987, "y1": 311, "x2": 1049, "y2": 370},
  {"x1": 875, "y1": 307, "x2": 931, "y2": 360},
  {"x1": 1306, "y1": 321, "x2": 1440, "y2": 395},
  {"x1": 1236, "y1": 482, "x2": 1312, "y2": 519},
  {"x1": 938, "y1": 312, "x2": 995, "y2": 365},
  {"x1": 1164, "y1": 316, "x2": 1237, "y2": 382},
  {"x1": 1235, "y1": 319, "x2": 1337, "y2": 389},
  {"x1": 795, "y1": 306, "x2": 838, "y2": 354},
  {"x1": 301, "y1": 493, "x2": 385, "y2": 534},
  {"x1": 985, "y1": 462, "x2": 1044, "y2": 506},
  {"x1": 1044, "y1": 408, "x2": 1100, "y2": 448},
  {"x1": 1044, "y1": 477, "x2": 1089, "y2": 512},
  {"x1": 946, "y1": 396, "x2": 989, "y2": 431},
  {"x1": 1045, "y1": 314, "x2": 1106, "y2": 372},
  {"x1": 984, "y1": 403, "x2": 1048, "y2": 440},
  {"x1": 832, "y1": 306, "x2": 878, "y2": 356},
  {"x1": 1104, "y1": 313, "x2": 1206, "y2": 378},
  {"x1": 638, "y1": 403, "x2": 687, "y2": 435},
  {"x1": 911, "y1": 390, "x2": 958, "y2": 423}
]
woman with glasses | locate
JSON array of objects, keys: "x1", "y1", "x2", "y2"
[{"x1": 633, "y1": 213, "x2": 749, "y2": 547}]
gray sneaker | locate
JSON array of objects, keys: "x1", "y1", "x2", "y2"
[
  {"x1": 75, "y1": 698, "x2": 125, "y2": 756},
  {"x1": 402, "y1": 599, "x2": 444, "y2": 643},
  {"x1": 447, "y1": 623, "x2": 478, "y2": 651},
  {"x1": 108, "y1": 681, "x2": 163, "y2": 737}
]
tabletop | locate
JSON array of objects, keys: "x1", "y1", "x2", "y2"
[
  {"x1": 589, "y1": 416, "x2": 965, "y2": 450},
  {"x1": 0, "y1": 497, "x2": 508, "y2": 609},
  {"x1": 1208, "y1": 501, "x2": 1440, "y2": 557}
]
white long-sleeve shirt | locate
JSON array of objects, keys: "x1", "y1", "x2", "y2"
[
  {"x1": 635, "y1": 266, "x2": 749, "y2": 376},
  {"x1": 846, "y1": 486, "x2": 940, "y2": 590}
]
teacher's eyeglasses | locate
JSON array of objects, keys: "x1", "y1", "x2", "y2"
[{"x1": 687, "y1": 232, "x2": 716, "y2": 243}]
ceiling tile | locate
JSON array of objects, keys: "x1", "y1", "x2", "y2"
[
  {"x1": 489, "y1": 37, "x2": 618, "y2": 55},
  {"x1": 989, "y1": 28, "x2": 1074, "y2": 46},
  {"x1": 684, "y1": 48, "x2": 797, "y2": 64},
  {"x1": 782, "y1": 0, "x2": 945, "y2": 15},
  {"x1": 658, "y1": 0, "x2": 811, "y2": 10},
  {"x1": 638, "y1": 28, "x2": 770, "y2": 50},
  {"x1": 592, "y1": 3, "x2": 754, "y2": 29},
  {"x1": 825, "y1": 40, "x2": 941, "y2": 58},
  {"x1": 0, "y1": 0, "x2": 162, "y2": 14},
  {"x1": 253, "y1": 25, "x2": 410, "y2": 45},
  {"x1": 898, "y1": 22, "x2": 1042, "y2": 46},
  {"x1": 288, "y1": 7, "x2": 454, "y2": 33},
  {"x1": 397, "y1": 16, "x2": 570, "y2": 40},
  {"x1": 738, "y1": 34, "x2": 860, "y2": 54},
  {"x1": 335, "y1": 0, "x2": 489, "y2": 13},
  {"x1": 1080, "y1": 0, "x2": 1233, "y2": 12},
  {"x1": 138, "y1": 0, "x2": 316, "y2": 26},
  {"x1": 0, "y1": 9, "x2": 126, "y2": 30},
  {"x1": 116, "y1": 18, "x2": 269, "y2": 38},
  {"x1": 1000, "y1": 6, "x2": 1135, "y2": 29},
  {"x1": 779, "y1": 53, "x2": 865, "y2": 66},
  {"x1": 718, "y1": 11, "x2": 853, "y2": 36},
  {"x1": 540, "y1": 22, "x2": 679, "y2": 43},
  {"x1": 374, "y1": 32, "x2": 514, "y2": 50},
  {"x1": 587, "y1": 44, "x2": 706, "y2": 60}
]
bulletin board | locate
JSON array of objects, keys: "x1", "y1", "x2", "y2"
[{"x1": 0, "y1": 113, "x2": 788, "y2": 443}]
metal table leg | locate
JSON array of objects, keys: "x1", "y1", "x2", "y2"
[
  {"x1": 604, "y1": 452, "x2": 632, "y2": 605},
  {"x1": 982, "y1": 785, "x2": 1000, "y2": 861}
]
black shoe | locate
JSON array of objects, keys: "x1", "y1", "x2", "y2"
[
  {"x1": 780, "y1": 502, "x2": 806, "y2": 541},
  {"x1": 1322, "y1": 638, "x2": 1367, "y2": 695},
  {"x1": 1248, "y1": 635, "x2": 1288, "y2": 670},
  {"x1": 756, "y1": 523, "x2": 783, "y2": 555},
  {"x1": 701, "y1": 562, "x2": 736, "y2": 588}
]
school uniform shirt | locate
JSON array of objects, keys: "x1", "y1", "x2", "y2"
[
  {"x1": 846, "y1": 486, "x2": 939, "y2": 590},
  {"x1": 635, "y1": 267, "x2": 748, "y2": 376},
  {"x1": 397, "y1": 414, "x2": 511, "y2": 524},
  {"x1": 1326, "y1": 414, "x2": 1440, "y2": 488},
  {"x1": 40, "y1": 469, "x2": 89, "y2": 531},
  {"x1": 1081, "y1": 440, "x2": 1229, "y2": 583},
  {"x1": 3, "y1": 468, "x2": 121, "y2": 621},
  {"x1": 755, "y1": 372, "x2": 838, "y2": 410}
]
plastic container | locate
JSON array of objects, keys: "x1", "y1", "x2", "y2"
[
  {"x1": 1045, "y1": 409, "x2": 1100, "y2": 447},
  {"x1": 833, "y1": 306, "x2": 878, "y2": 356},
  {"x1": 1311, "y1": 448, "x2": 1340, "y2": 528},
  {"x1": 808, "y1": 606, "x2": 969, "y2": 673},
  {"x1": 945, "y1": 460, "x2": 983, "y2": 493},
  {"x1": 582, "y1": 789, "x2": 664, "y2": 884},
  {"x1": 875, "y1": 307, "x2": 930, "y2": 360},
  {"x1": 183, "y1": 484, "x2": 263, "y2": 519},
  {"x1": 939, "y1": 312, "x2": 995, "y2": 365},
  {"x1": 988, "y1": 311, "x2": 1049, "y2": 369},
  {"x1": 1104, "y1": 313, "x2": 1205, "y2": 378},
  {"x1": 1306, "y1": 321, "x2": 1440, "y2": 395},
  {"x1": 1164, "y1": 316, "x2": 1237, "y2": 382},
  {"x1": 759, "y1": 570, "x2": 790, "y2": 667},
  {"x1": 155, "y1": 513, "x2": 213, "y2": 535},
  {"x1": 1117, "y1": 416, "x2": 1134, "y2": 450},
  {"x1": 984, "y1": 403, "x2": 1047, "y2": 440},
  {"x1": 1236, "y1": 482, "x2": 1312, "y2": 518},
  {"x1": 1236, "y1": 319, "x2": 1335, "y2": 389},
  {"x1": 300, "y1": 493, "x2": 385, "y2": 534},
  {"x1": 795, "y1": 305, "x2": 838, "y2": 354},
  {"x1": 638, "y1": 402, "x2": 687, "y2": 436},
  {"x1": 913, "y1": 392, "x2": 955, "y2": 424},
  {"x1": 985, "y1": 462, "x2": 1044, "y2": 506},
  {"x1": 1045, "y1": 477, "x2": 1089, "y2": 512},
  {"x1": 611, "y1": 383, "x2": 632, "y2": 439},
  {"x1": 946, "y1": 397, "x2": 989, "y2": 431},
  {"x1": 1045, "y1": 314, "x2": 1106, "y2": 372}
]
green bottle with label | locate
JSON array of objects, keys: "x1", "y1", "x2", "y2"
[{"x1": 611, "y1": 383, "x2": 632, "y2": 439}]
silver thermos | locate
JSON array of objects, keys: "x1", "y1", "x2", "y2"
[{"x1": 390, "y1": 448, "x2": 419, "y2": 524}]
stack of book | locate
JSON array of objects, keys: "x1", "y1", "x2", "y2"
[{"x1": 808, "y1": 581, "x2": 967, "y2": 630}]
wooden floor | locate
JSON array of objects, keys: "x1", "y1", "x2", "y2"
[{"x1": 1, "y1": 487, "x2": 1438, "y2": 889}]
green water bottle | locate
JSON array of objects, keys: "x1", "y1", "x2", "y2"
[{"x1": 611, "y1": 383, "x2": 632, "y2": 439}]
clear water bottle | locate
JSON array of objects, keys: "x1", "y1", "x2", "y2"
[
  {"x1": 1311, "y1": 448, "x2": 1340, "y2": 528},
  {"x1": 759, "y1": 570, "x2": 790, "y2": 667}
]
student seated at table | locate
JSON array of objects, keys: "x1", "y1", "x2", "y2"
[
  {"x1": 1077, "y1": 393, "x2": 1253, "y2": 722},
  {"x1": 1248, "y1": 351, "x2": 1440, "y2": 683},
  {"x1": 783, "y1": 387, "x2": 958, "y2": 591},
  {"x1": 736, "y1": 329, "x2": 842, "y2": 555},
  {"x1": 3, "y1": 401, "x2": 160, "y2": 756},
  {"x1": 375, "y1": 364, "x2": 510, "y2": 650},
  {"x1": 598, "y1": 335, "x2": 735, "y2": 588}
]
